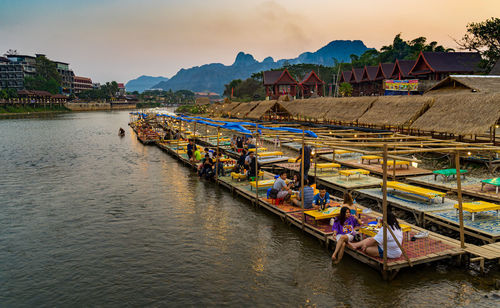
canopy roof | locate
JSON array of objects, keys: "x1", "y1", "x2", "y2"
[
  {"x1": 425, "y1": 75, "x2": 500, "y2": 95},
  {"x1": 323, "y1": 97, "x2": 376, "y2": 123},
  {"x1": 263, "y1": 69, "x2": 298, "y2": 86},
  {"x1": 357, "y1": 96, "x2": 433, "y2": 127},
  {"x1": 245, "y1": 100, "x2": 291, "y2": 119},
  {"x1": 409, "y1": 52, "x2": 483, "y2": 75},
  {"x1": 411, "y1": 93, "x2": 500, "y2": 135},
  {"x1": 231, "y1": 101, "x2": 261, "y2": 118}
]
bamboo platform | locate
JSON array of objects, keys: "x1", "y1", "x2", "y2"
[
  {"x1": 317, "y1": 174, "x2": 382, "y2": 194},
  {"x1": 355, "y1": 188, "x2": 456, "y2": 225},
  {"x1": 319, "y1": 156, "x2": 433, "y2": 178},
  {"x1": 424, "y1": 210, "x2": 500, "y2": 244},
  {"x1": 128, "y1": 120, "x2": 500, "y2": 279}
]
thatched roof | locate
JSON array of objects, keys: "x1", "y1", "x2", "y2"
[
  {"x1": 411, "y1": 93, "x2": 500, "y2": 135},
  {"x1": 323, "y1": 97, "x2": 377, "y2": 123},
  {"x1": 245, "y1": 100, "x2": 291, "y2": 119},
  {"x1": 279, "y1": 99, "x2": 307, "y2": 117},
  {"x1": 232, "y1": 101, "x2": 261, "y2": 118},
  {"x1": 357, "y1": 96, "x2": 433, "y2": 127},
  {"x1": 424, "y1": 75, "x2": 500, "y2": 95},
  {"x1": 218, "y1": 102, "x2": 241, "y2": 116},
  {"x1": 294, "y1": 97, "x2": 335, "y2": 120}
]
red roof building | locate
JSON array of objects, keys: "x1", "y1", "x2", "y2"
[
  {"x1": 263, "y1": 69, "x2": 298, "y2": 99},
  {"x1": 390, "y1": 60, "x2": 416, "y2": 79},
  {"x1": 409, "y1": 52, "x2": 483, "y2": 80},
  {"x1": 299, "y1": 70, "x2": 324, "y2": 98},
  {"x1": 375, "y1": 63, "x2": 395, "y2": 80},
  {"x1": 338, "y1": 71, "x2": 352, "y2": 84}
]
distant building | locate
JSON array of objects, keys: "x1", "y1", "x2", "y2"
[
  {"x1": 263, "y1": 69, "x2": 298, "y2": 99},
  {"x1": 424, "y1": 75, "x2": 500, "y2": 95},
  {"x1": 117, "y1": 83, "x2": 126, "y2": 96},
  {"x1": 0, "y1": 56, "x2": 24, "y2": 89},
  {"x1": 299, "y1": 70, "x2": 324, "y2": 98},
  {"x1": 195, "y1": 91, "x2": 221, "y2": 103},
  {"x1": 3, "y1": 53, "x2": 76, "y2": 94},
  {"x1": 53, "y1": 59, "x2": 75, "y2": 94},
  {"x1": 73, "y1": 76, "x2": 93, "y2": 93}
]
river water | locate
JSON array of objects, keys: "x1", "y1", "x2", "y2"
[{"x1": 0, "y1": 111, "x2": 498, "y2": 307}]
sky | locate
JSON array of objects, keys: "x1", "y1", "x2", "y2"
[{"x1": 0, "y1": 0, "x2": 498, "y2": 83}]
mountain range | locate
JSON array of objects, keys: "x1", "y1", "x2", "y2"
[
  {"x1": 125, "y1": 75, "x2": 169, "y2": 93},
  {"x1": 128, "y1": 40, "x2": 370, "y2": 94}
]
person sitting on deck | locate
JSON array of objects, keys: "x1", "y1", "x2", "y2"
[
  {"x1": 292, "y1": 179, "x2": 315, "y2": 209},
  {"x1": 215, "y1": 152, "x2": 225, "y2": 177},
  {"x1": 313, "y1": 186, "x2": 330, "y2": 210},
  {"x1": 173, "y1": 130, "x2": 181, "y2": 140},
  {"x1": 291, "y1": 174, "x2": 301, "y2": 192},
  {"x1": 204, "y1": 147, "x2": 214, "y2": 159},
  {"x1": 236, "y1": 136, "x2": 244, "y2": 151},
  {"x1": 187, "y1": 139, "x2": 197, "y2": 160},
  {"x1": 349, "y1": 210, "x2": 403, "y2": 259},
  {"x1": 234, "y1": 149, "x2": 247, "y2": 173},
  {"x1": 331, "y1": 206, "x2": 361, "y2": 264},
  {"x1": 342, "y1": 192, "x2": 359, "y2": 216},
  {"x1": 198, "y1": 153, "x2": 214, "y2": 179},
  {"x1": 193, "y1": 148, "x2": 202, "y2": 162},
  {"x1": 296, "y1": 145, "x2": 312, "y2": 181},
  {"x1": 246, "y1": 152, "x2": 259, "y2": 180},
  {"x1": 273, "y1": 171, "x2": 292, "y2": 201},
  {"x1": 244, "y1": 151, "x2": 254, "y2": 170}
]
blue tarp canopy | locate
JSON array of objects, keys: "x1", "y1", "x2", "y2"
[{"x1": 157, "y1": 114, "x2": 316, "y2": 138}]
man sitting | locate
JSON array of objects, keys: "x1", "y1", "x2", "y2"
[
  {"x1": 273, "y1": 171, "x2": 292, "y2": 201},
  {"x1": 198, "y1": 153, "x2": 214, "y2": 179},
  {"x1": 313, "y1": 186, "x2": 330, "y2": 210},
  {"x1": 187, "y1": 139, "x2": 197, "y2": 161},
  {"x1": 292, "y1": 179, "x2": 315, "y2": 209},
  {"x1": 246, "y1": 152, "x2": 259, "y2": 180}
]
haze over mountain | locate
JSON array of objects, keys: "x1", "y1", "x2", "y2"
[
  {"x1": 143, "y1": 40, "x2": 370, "y2": 94},
  {"x1": 125, "y1": 75, "x2": 169, "y2": 93}
]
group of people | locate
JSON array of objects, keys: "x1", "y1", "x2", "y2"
[
  {"x1": 233, "y1": 149, "x2": 259, "y2": 180},
  {"x1": 230, "y1": 135, "x2": 257, "y2": 151},
  {"x1": 270, "y1": 171, "x2": 331, "y2": 210},
  {"x1": 331, "y1": 203, "x2": 403, "y2": 264},
  {"x1": 269, "y1": 171, "x2": 403, "y2": 264}
]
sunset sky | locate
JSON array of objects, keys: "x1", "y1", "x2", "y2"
[{"x1": 1, "y1": 0, "x2": 498, "y2": 83}]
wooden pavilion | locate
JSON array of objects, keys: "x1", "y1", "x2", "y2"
[
  {"x1": 360, "y1": 65, "x2": 379, "y2": 96},
  {"x1": 299, "y1": 70, "x2": 324, "y2": 98},
  {"x1": 409, "y1": 52, "x2": 483, "y2": 81},
  {"x1": 390, "y1": 60, "x2": 416, "y2": 80},
  {"x1": 349, "y1": 68, "x2": 364, "y2": 96},
  {"x1": 263, "y1": 69, "x2": 298, "y2": 100}
]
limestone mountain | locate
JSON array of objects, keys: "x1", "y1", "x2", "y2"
[
  {"x1": 151, "y1": 40, "x2": 371, "y2": 94},
  {"x1": 125, "y1": 75, "x2": 169, "y2": 93}
]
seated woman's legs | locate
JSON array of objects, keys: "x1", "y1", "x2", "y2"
[{"x1": 331, "y1": 235, "x2": 349, "y2": 262}]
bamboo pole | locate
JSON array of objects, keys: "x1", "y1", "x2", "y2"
[
  {"x1": 392, "y1": 144, "x2": 396, "y2": 181},
  {"x1": 216, "y1": 127, "x2": 220, "y2": 182},
  {"x1": 382, "y1": 143, "x2": 388, "y2": 271},
  {"x1": 255, "y1": 124, "x2": 259, "y2": 205},
  {"x1": 455, "y1": 151, "x2": 465, "y2": 249},
  {"x1": 301, "y1": 128, "x2": 305, "y2": 230}
]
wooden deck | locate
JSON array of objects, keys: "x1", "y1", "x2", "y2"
[
  {"x1": 324, "y1": 158, "x2": 433, "y2": 178},
  {"x1": 125, "y1": 127, "x2": 500, "y2": 280}
]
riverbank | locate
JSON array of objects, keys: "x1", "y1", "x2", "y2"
[{"x1": 0, "y1": 104, "x2": 70, "y2": 116}]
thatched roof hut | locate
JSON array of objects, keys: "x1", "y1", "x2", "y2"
[
  {"x1": 216, "y1": 102, "x2": 241, "y2": 116},
  {"x1": 245, "y1": 100, "x2": 291, "y2": 120},
  {"x1": 232, "y1": 101, "x2": 261, "y2": 118},
  {"x1": 286, "y1": 98, "x2": 333, "y2": 121},
  {"x1": 411, "y1": 93, "x2": 500, "y2": 135},
  {"x1": 424, "y1": 75, "x2": 500, "y2": 95},
  {"x1": 357, "y1": 96, "x2": 433, "y2": 127},
  {"x1": 279, "y1": 99, "x2": 307, "y2": 117},
  {"x1": 323, "y1": 97, "x2": 377, "y2": 123}
]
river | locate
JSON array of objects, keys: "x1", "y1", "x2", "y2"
[{"x1": 0, "y1": 111, "x2": 498, "y2": 307}]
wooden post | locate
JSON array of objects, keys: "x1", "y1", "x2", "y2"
[
  {"x1": 455, "y1": 151, "x2": 465, "y2": 249},
  {"x1": 216, "y1": 127, "x2": 220, "y2": 181},
  {"x1": 255, "y1": 124, "x2": 259, "y2": 205},
  {"x1": 392, "y1": 145, "x2": 396, "y2": 181},
  {"x1": 314, "y1": 146, "x2": 317, "y2": 179},
  {"x1": 301, "y1": 128, "x2": 305, "y2": 230},
  {"x1": 194, "y1": 121, "x2": 197, "y2": 143},
  {"x1": 382, "y1": 143, "x2": 388, "y2": 271}
]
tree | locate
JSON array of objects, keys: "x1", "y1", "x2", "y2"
[
  {"x1": 458, "y1": 17, "x2": 500, "y2": 72},
  {"x1": 24, "y1": 55, "x2": 62, "y2": 94},
  {"x1": 339, "y1": 82, "x2": 352, "y2": 97},
  {"x1": 223, "y1": 79, "x2": 242, "y2": 97}
]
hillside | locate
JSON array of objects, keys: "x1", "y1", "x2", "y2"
[{"x1": 125, "y1": 75, "x2": 169, "y2": 93}]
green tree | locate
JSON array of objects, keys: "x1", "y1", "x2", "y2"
[
  {"x1": 24, "y1": 55, "x2": 62, "y2": 94},
  {"x1": 338, "y1": 82, "x2": 352, "y2": 97},
  {"x1": 223, "y1": 79, "x2": 242, "y2": 97},
  {"x1": 458, "y1": 17, "x2": 500, "y2": 72}
]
